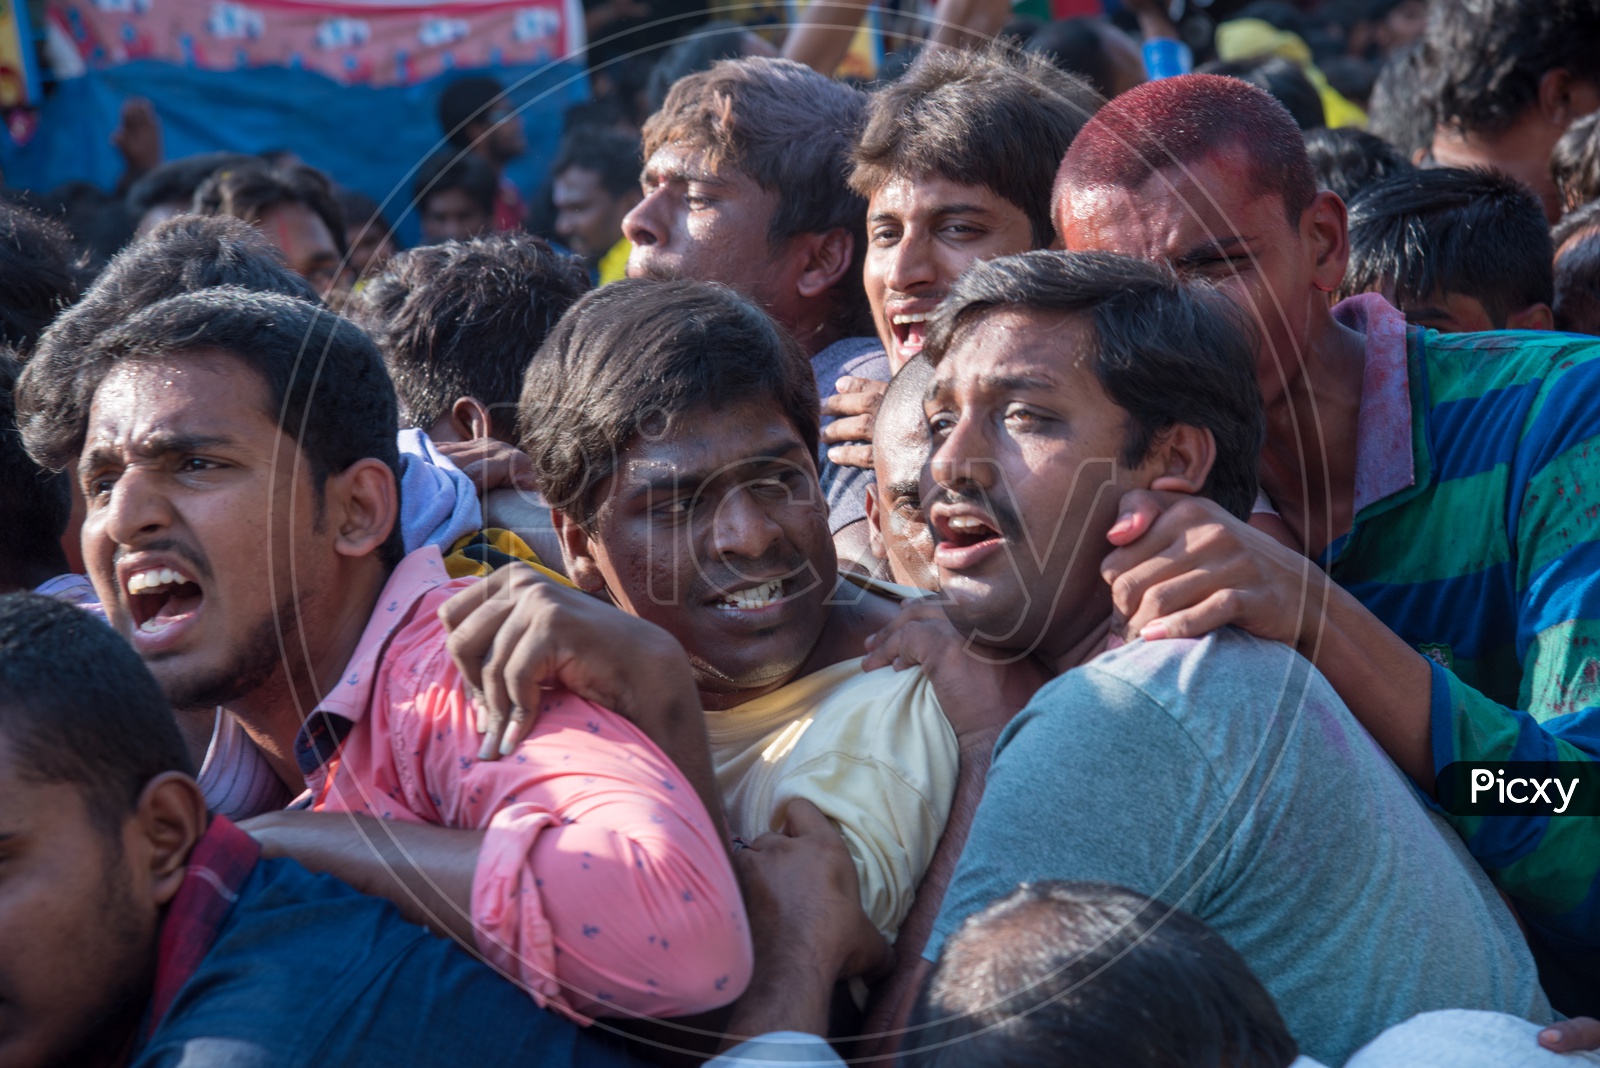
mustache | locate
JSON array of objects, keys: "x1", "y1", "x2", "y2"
[
  {"x1": 113, "y1": 537, "x2": 214, "y2": 585},
  {"x1": 928, "y1": 485, "x2": 1025, "y2": 544},
  {"x1": 692, "y1": 550, "x2": 817, "y2": 602},
  {"x1": 631, "y1": 259, "x2": 686, "y2": 283}
]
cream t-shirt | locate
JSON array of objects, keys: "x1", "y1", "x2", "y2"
[{"x1": 706, "y1": 658, "x2": 959, "y2": 940}]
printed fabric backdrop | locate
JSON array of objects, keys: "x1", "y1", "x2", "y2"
[{"x1": 1, "y1": 0, "x2": 593, "y2": 244}]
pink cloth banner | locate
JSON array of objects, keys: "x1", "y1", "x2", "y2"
[{"x1": 52, "y1": 0, "x2": 582, "y2": 87}]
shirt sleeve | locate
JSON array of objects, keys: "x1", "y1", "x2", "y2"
[
  {"x1": 392, "y1": 663, "x2": 753, "y2": 1021},
  {"x1": 1427, "y1": 362, "x2": 1600, "y2": 947},
  {"x1": 925, "y1": 669, "x2": 1222, "y2": 962}
]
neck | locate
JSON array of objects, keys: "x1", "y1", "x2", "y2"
[
  {"x1": 787, "y1": 303, "x2": 850, "y2": 358},
  {"x1": 1048, "y1": 616, "x2": 1115, "y2": 676},
  {"x1": 224, "y1": 562, "x2": 391, "y2": 791},
  {"x1": 1256, "y1": 303, "x2": 1369, "y2": 559}
]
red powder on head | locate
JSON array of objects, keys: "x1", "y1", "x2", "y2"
[{"x1": 1053, "y1": 74, "x2": 1317, "y2": 224}]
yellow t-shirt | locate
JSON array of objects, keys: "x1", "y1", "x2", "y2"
[{"x1": 706, "y1": 658, "x2": 958, "y2": 940}]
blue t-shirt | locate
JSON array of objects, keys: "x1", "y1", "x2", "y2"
[
  {"x1": 811, "y1": 337, "x2": 890, "y2": 534},
  {"x1": 930, "y1": 629, "x2": 1550, "y2": 1066},
  {"x1": 133, "y1": 854, "x2": 644, "y2": 1067}
]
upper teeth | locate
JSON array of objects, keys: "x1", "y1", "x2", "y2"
[
  {"x1": 127, "y1": 567, "x2": 189, "y2": 595},
  {"x1": 891, "y1": 313, "x2": 929, "y2": 325},
  {"x1": 948, "y1": 516, "x2": 989, "y2": 532},
  {"x1": 721, "y1": 580, "x2": 783, "y2": 610}
]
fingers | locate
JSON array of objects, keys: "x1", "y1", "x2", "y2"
[
  {"x1": 826, "y1": 443, "x2": 875, "y2": 470},
  {"x1": 1104, "y1": 489, "x2": 1167, "y2": 547},
  {"x1": 821, "y1": 385, "x2": 885, "y2": 418},
  {"x1": 476, "y1": 618, "x2": 525, "y2": 760},
  {"x1": 1134, "y1": 588, "x2": 1245, "y2": 643},
  {"x1": 1540, "y1": 1018, "x2": 1600, "y2": 1053},
  {"x1": 782, "y1": 798, "x2": 835, "y2": 838},
  {"x1": 820, "y1": 413, "x2": 876, "y2": 445}
]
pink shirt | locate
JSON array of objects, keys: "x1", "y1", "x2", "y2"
[{"x1": 297, "y1": 547, "x2": 751, "y2": 1021}]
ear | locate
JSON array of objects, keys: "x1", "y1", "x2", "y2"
[
  {"x1": 449, "y1": 396, "x2": 495, "y2": 442},
  {"x1": 1537, "y1": 69, "x2": 1582, "y2": 126},
  {"x1": 327, "y1": 458, "x2": 399, "y2": 561},
  {"x1": 132, "y1": 772, "x2": 209, "y2": 907},
  {"x1": 1303, "y1": 191, "x2": 1351, "y2": 294},
  {"x1": 1144, "y1": 424, "x2": 1217, "y2": 497},
  {"x1": 551, "y1": 507, "x2": 609, "y2": 597},
  {"x1": 1506, "y1": 302, "x2": 1555, "y2": 332},
  {"x1": 794, "y1": 227, "x2": 855, "y2": 301},
  {"x1": 864, "y1": 483, "x2": 887, "y2": 561}
]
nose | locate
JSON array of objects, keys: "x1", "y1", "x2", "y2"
[
  {"x1": 708, "y1": 486, "x2": 784, "y2": 563},
  {"x1": 930, "y1": 410, "x2": 997, "y2": 495},
  {"x1": 622, "y1": 184, "x2": 666, "y2": 248},
  {"x1": 882, "y1": 225, "x2": 937, "y2": 297},
  {"x1": 97, "y1": 464, "x2": 174, "y2": 551}
]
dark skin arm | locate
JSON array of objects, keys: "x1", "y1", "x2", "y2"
[
  {"x1": 1102, "y1": 490, "x2": 1435, "y2": 788},
  {"x1": 720, "y1": 800, "x2": 894, "y2": 1045},
  {"x1": 438, "y1": 564, "x2": 728, "y2": 842},
  {"x1": 241, "y1": 811, "x2": 482, "y2": 947},
  {"x1": 856, "y1": 599, "x2": 1049, "y2": 1057}
]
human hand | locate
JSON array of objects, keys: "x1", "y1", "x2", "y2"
[
  {"x1": 736, "y1": 799, "x2": 894, "y2": 983},
  {"x1": 862, "y1": 597, "x2": 1047, "y2": 744},
  {"x1": 1540, "y1": 1019, "x2": 1600, "y2": 1053},
  {"x1": 1100, "y1": 489, "x2": 1330, "y2": 649},
  {"x1": 434, "y1": 437, "x2": 540, "y2": 494},
  {"x1": 111, "y1": 97, "x2": 162, "y2": 175},
  {"x1": 438, "y1": 563, "x2": 697, "y2": 759},
  {"x1": 821, "y1": 376, "x2": 888, "y2": 470}
]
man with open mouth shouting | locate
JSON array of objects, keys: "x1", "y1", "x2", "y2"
[{"x1": 14, "y1": 285, "x2": 752, "y2": 1027}]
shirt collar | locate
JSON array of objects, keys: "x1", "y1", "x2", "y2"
[
  {"x1": 292, "y1": 546, "x2": 452, "y2": 776},
  {"x1": 1331, "y1": 292, "x2": 1415, "y2": 514},
  {"x1": 139, "y1": 816, "x2": 261, "y2": 1051}
]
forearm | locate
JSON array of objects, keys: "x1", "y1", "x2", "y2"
[
  {"x1": 782, "y1": 0, "x2": 870, "y2": 75},
  {"x1": 721, "y1": 953, "x2": 838, "y2": 1048},
  {"x1": 250, "y1": 812, "x2": 482, "y2": 945},
  {"x1": 860, "y1": 733, "x2": 993, "y2": 1057},
  {"x1": 1297, "y1": 577, "x2": 1434, "y2": 788},
  {"x1": 925, "y1": 0, "x2": 1010, "y2": 50}
]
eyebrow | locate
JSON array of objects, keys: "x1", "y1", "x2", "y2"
[
  {"x1": 647, "y1": 163, "x2": 726, "y2": 186},
  {"x1": 869, "y1": 202, "x2": 997, "y2": 226},
  {"x1": 624, "y1": 441, "x2": 810, "y2": 499},
  {"x1": 886, "y1": 478, "x2": 922, "y2": 502},
  {"x1": 81, "y1": 432, "x2": 236, "y2": 472},
  {"x1": 1173, "y1": 235, "x2": 1256, "y2": 268}
]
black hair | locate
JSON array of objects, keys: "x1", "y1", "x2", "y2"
[
  {"x1": 901, "y1": 881, "x2": 1299, "y2": 1068},
  {"x1": 1303, "y1": 126, "x2": 1415, "y2": 203},
  {"x1": 346, "y1": 233, "x2": 590, "y2": 440},
  {"x1": 17, "y1": 287, "x2": 404, "y2": 568},
  {"x1": 1340, "y1": 166, "x2": 1554, "y2": 326},
  {"x1": 852, "y1": 44, "x2": 1098, "y2": 250},
  {"x1": 645, "y1": 20, "x2": 755, "y2": 113},
  {"x1": 19, "y1": 215, "x2": 320, "y2": 472},
  {"x1": 1367, "y1": 45, "x2": 1435, "y2": 160},
  {"x1": 1199, "y1": 56, "x2": 1326, "y2": 130},
  {"x1": 0, "y1": 350, "x2": 71, "y2": 591},
  {"x1": 437, "y1": 75, "x2": 507, "y2": 150},
  {"x1": 125, "y1": 151, "x2": 255, "y2": 222},
  {"x1": 1423, "y1": 0, "x2": 1600, "y2": 139},
  {"x1": 552, "y1": 128, "x2": 644, "y2": 200},
  {"x1": 923, "y1": 250, "x2": 1263, "y2": 521},
  {"x1": 1024, "y1": 18, "x2": 1122, "y2": 101},
  {"x1": 519, "y1": 278, "x2": 818, "y2": 528},
  {"x1": 0, "y1": 592, "x2": 194, "y2": 836},
  {"x1": 1553, "y1": 199, "x2": 1600, "y2": 335},
  {"x1": 0, "y1": 202, "x2": 82, "y2": 354},
  {"x1": 193, "y1": 161, "x2": 349, "y2": 259},
  {"x1": 336, "y1": 187, "x2": 400, "y2": 245},
  {"x1": 1551, "y1": 111, "x2": 1600, "y2": 216},
  {"x1": 413, "y1": 152, "x2": 498, "y2": 219}
]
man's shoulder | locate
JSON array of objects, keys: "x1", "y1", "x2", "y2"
[
  {"x1": 1419, "y1": 328, "x2": 1600, "y2": 409},
  {"x1": 756, "y1": 659, "x2": 954, "y2": 768},
  {"x1": 1050, "y1": 628, "x2": 1306, "y2": 713},
  {"x1": 811, "y1": 336, "x2": 888, "y2": 395}
]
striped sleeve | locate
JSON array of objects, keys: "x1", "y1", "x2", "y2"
[{"x1": 1431, "y1": 347, "x2": 1600, "y2": 947}]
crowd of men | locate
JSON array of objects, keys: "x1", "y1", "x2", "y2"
[{"x1": 4, "y1": 0, "x2": 1600, "y2": 1065}]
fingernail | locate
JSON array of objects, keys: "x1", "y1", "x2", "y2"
[
  {"x1": 1107, "y1": 513, "x2": 1136, "y2": 537},
  {"x1": 836, "y1": 377, "x2": 851, "y2": 391},
  {"x1": 499, "y1": 731, "x2": 519, "y2": 757},
  {"x1": 1141, "y1": 621, "x2": 1169, "y2": 641},
  {"x1": 478, "y1": 736, "x2": 498, "y2": 760}
]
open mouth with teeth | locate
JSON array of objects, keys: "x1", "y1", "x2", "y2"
[
  {"x1": 127, "y1": 566, "x2": 204, "y2": 635},
  {"x1": 890, "y1": 312, "x2": 929, "y2": 360},
  {"x1": 713, "y1": 578, "x2": 791, "y2": 612},
  {"x1": 939, "y1": 513, "x2": 1002, "y2": 550}
]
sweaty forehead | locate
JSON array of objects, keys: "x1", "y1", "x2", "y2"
[
  {"x1": 85, "y1": 352, "x2": 274, "y2": 448},
  {"x1": 934, "y1": 308, "x2": 1092, "y2": 389},
  {"x1": 1059, "y1": 150, "x2": 1283, "y2": 259}
]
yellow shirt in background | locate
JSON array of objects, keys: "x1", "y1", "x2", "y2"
[{"x1": 706, "y1": 657, "x2": 958, "y2": 940}]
